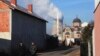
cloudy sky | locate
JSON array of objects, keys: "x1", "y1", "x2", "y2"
[
  {"x1": 51, "y1": 0, "x2": 94, "y2": 25},
  {"x1": 14, "y1": 0, "x2": 94, "y2": 34}
]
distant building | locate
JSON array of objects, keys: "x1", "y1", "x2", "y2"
[
  {"x1": 63, "y1": 17, "x2": 82, "y2": 46},
  {"x1": 63, "y1": 27, "x2": 72, "y2": 39},
  {"x1": 0, "y1": 0, "x2": 47, "y2": 53},
  {"x1": 72, "y1": 17, "x2": 81, "y2": 39},
  {"x1": 63, "y1": 27, "x2": 74, "y2": 46},
  {"x1": 73, "y1": 17, "x2": 81, "y2": 28}
]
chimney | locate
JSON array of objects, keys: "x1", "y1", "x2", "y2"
[
  {"x1": 11, "y1": 0, "x2": 16, "y2": 6},
  {"x1": 27, "y1": 4, "x2": 33, "y2": 13}
]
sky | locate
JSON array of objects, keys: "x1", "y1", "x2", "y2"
[
  {"x1": 13, "y1": 0, "x2": 94, "y2": 35},
  {"x1": 51, "y1": 0, "x2": 94, "y2": 25},
  {"x1": 47, "y1": 0, "x2": 94, "y2": 34}
]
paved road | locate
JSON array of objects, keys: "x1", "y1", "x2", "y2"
[
  {"x1": 65, "y1": 46, "x2": 80, "y2": 56},
  {"x1": 37, "y1": 46, "x2": 80, "y2": 56}
]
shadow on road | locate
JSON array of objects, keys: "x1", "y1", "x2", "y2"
[{"x1": 38, "y1": 46, "x2": 72, "y2": 53}]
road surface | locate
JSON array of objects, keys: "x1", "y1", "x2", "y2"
[{"x1": 37, "y1": 46, "x2": 80, "y2": 56}]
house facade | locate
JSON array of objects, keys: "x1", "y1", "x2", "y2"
[
  {"x1": 63, "y1": 17, "x2": 82, "y2": 46},
  {"x1": 0, "y1": 0, "x2": 47, "y2": 52},
  {"x1": 94, "y1": 0, "x2": 100, "y2": 56}
]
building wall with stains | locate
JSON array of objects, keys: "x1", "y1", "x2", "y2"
[
  {"x1": 11, "y1": 9, "x2": 46, "y2": 50},
  {"x1": 0, "y1": 0, "x2": 47, "y2": 52},
  {"x1": 94, "y1": 1, "x2": 100, "y2": 56},
  {"x1": 0, "y1": 1, "x2": 11, "y2": 52}
]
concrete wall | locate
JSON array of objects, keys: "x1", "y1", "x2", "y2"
[
  {"x1": 11, "y1": 9, "x2": 46, "y2": 50},
  {"x1": 95, "y1": 2, "x2": 100, "y2": 56},
  {"x1": 0, "y1": 1, "x2": 11, "y2": 53}
]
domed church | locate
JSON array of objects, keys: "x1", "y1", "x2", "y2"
[
  {"x1": 72, "y1": 17, "x2": 82, "y2": 31},
  {"x1": 63, "y1": 17, "x2": 82, "y2": 46},
  {"x1": 73, "y1": 17, "x2": 81, "y2": 28}
]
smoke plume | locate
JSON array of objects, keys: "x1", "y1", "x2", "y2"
[
  {"x1": 8, "y1": 0, "x2": 62, "y2": 20},
  {"x1": 32, "y1": 0, "x2": 63, "y2": 20}
]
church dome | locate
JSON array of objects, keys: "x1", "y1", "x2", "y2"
[{"x1": 73, "y1": 17, "x2": 81, "y2": 23}]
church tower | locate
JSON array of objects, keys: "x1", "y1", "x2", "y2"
[
  {"x1": 73, "y1": 17, "x2": 81, "y2": 28},
  {"x1": 72, "y1": 17, "x2": 82, "y2": 39}
]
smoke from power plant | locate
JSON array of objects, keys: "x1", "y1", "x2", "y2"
[
  {"x1": 31, "y1": 0, "x2": 63, "y2": 37},
  {"x1": 32, "y1": 0, "x2": 63, "y2": 20},
  {"x1": 8, "y1": 0, "x2": 63, "y2": 20},
  {"x1": 8, "y1": 0, "x2": 63, "y2": 35},
  {"x1": 10, "y1": 0, "x2": 63, "y2": 20}
]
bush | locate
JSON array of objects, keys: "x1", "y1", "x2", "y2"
[{"x1": 46, "y1": 35, "x2": 59, "y2": 50}]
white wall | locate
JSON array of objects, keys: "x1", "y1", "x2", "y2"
[
  {"x1": 0, "y1": 9, "x2": 11, "y2": 53},
  {"x1": 95, "y1": 0, "x2": 100, "y2": 8}
]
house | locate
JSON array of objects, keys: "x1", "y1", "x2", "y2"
[
  {"x1": 94, "y1": 0, "x2": 100, "y2": 56},
  {"x1": 0, "y1": 0, "x2": 47, "y2": 53},
  {"x1": 63, "y1": 27, "x2": 74, "y2": 46}
]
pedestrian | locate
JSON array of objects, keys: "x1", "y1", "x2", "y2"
[{"x1": 29, "y1": 42, "x2": 37, "y2": 56}]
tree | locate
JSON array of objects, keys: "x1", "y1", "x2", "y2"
[{"x1": 81, "y1": 21, "x2": 94, "y2": 56}]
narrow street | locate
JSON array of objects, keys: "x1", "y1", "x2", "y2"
[
  {"x1": 37, "y1": 46, "x2": 80, "y2": 56},
  {"x1": 64, "y1": 46, "x2": 80, "y2": 56}
]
